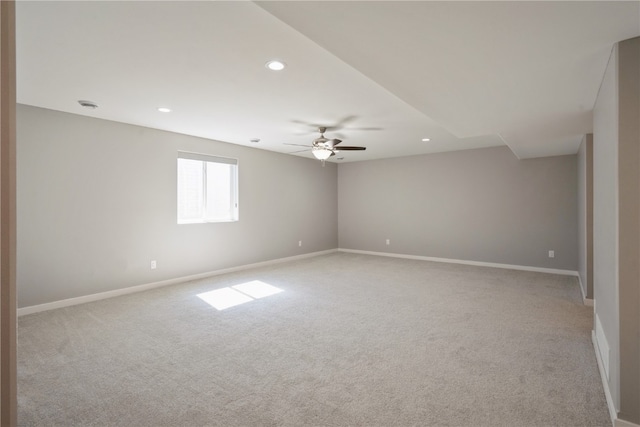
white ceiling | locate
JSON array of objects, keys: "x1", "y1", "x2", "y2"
[{"x1": 16, "y1": 1, "x2": 640, "y2": 162}]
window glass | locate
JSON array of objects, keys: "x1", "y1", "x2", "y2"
[{"x1": 177, "y1": 153, "x2": 238, "y2": 224}]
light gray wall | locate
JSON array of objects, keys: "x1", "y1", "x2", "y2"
[
  {"x1": 593, "y1": 44, "x2": 621, "y2": 414},
  {"x1": 577, "y1": 134, "x2": 593, "y2": 300},
  {"x1": 17, "y1": 105, "x2": 338, "y2": 308},
  {"x1": 593, "y1": 37, "x2": 640, "y2": 424},
  {"x1": 338, "y1": 146, "x2": 578, "y2": 270},
  {"x1": 616, "y1": 37, "x2": 640, "y2": 425}
]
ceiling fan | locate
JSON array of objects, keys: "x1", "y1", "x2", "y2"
[
  {"x1": 286, "y1": 127, "x2": 366, "y2": 165},
  {"x1": 291, "y1": 115, "x2": 382, "y2": 137}
]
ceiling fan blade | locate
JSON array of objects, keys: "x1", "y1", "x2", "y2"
[
  {"x1": 351, "y1": 126, "x2": 383, "y2": 132},
  {"x1": 330, "y1": 151, "x2": 336, "y2": 157},
  {"x1": 284, "y1": 143, "x2": 311, "y2": 148},
  {"x1": 330, "y1": 115, "x2": 358, "y2": 131},
  {"x1": 334, "y1": 146, "x2": 366, "y2": 151},
  {"x1": 291, "y1": 119, "x2": 325, "y2": 129},
  {"x1": 288, "y1": 149, "x2": 311, "y2": 154},
  {"x1": 330, "y1": 139, "x2": 342, "y2": 146}
]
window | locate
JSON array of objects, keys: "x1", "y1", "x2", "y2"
[{"x1": 177, "y1": 152, "x2": 238, "y2": 224}]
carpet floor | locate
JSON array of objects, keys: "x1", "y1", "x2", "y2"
[{"x1": 18, "y1": 253, "x2": 611, "y2": 426}]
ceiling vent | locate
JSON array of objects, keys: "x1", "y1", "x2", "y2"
[{"x1": 77, "y1": 100, "x2": 98, "y2": 109}]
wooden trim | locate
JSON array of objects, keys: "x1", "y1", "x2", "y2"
[{"x1": 0, "y1": 1, "x2": 17, "y2": 426}]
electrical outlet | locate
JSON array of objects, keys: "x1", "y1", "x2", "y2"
[
  {"x1": 151, "y1": 260, "x2": 157, "y2": 270},
  {"x1": 298, "y1": 240, "x2": 302, "y2": 247},
  {"x1": 548, "y1": 250, "x2": 555, "y2": 258},
  {"x1": 386, "y1": 239, "x2": 390, "y2": 245}
]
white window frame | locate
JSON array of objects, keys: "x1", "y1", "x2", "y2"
[{"x1": 177, "y1": 151, "x2": 239, "y2": 224}]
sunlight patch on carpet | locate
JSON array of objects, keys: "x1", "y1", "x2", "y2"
[
  {"x1": 232, "y1": 280, "x2": 283, "y2": 299},
  {"x1": 197, "y1": 280, "x2": 283, "y2": 310}
]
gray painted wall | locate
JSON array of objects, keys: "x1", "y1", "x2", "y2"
[
  {"x1": 338, "y1": 146, "x2": 578, "y2": 270},
  {"x1": 577, "y1": 134, "x2": 593, "y2": 300},
  {"x1": 616, "y1": 37, "x2": 640, "y2": 425},
  {"x1": 17, "y1": 105, "x2": 338, "y2": 308},
  {"x1": 593, "y1": 37, "x2": 640, "y2": 424},
  {"x1": 593, "y1": 44, "x2": 621, "y2": 414}
]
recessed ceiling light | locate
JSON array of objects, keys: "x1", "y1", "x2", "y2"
[
  {"x1": 265, "y1": 60, "x2": 286, "y2": 71},
  {"x1": 158, "y1": 107, "x2": 171, "y2": 113},
  {"x1": 78, "y1": 100, "x2": 98, "y2": 109},
  {"x1": 422, "y1": 138, "x2": 431, "y2": 142}
]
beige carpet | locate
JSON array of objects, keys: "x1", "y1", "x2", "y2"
[{"x1": 18, "y1": 253, "x2": 611, "y2": 426}]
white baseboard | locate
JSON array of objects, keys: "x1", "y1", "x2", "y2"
[
  {"x1": 595, "y1": 314, "x2": 611, "y2": 380},
  {"x1": 16, "y1": 248, "x2": 584, "y2": 316},
  {"x1": 17, "y1": 249, "x2": 338, "y2": 316},
  {"x1": 617, "y1": 419, "x2": 640, "y2": 427},
  {"x1": 577, "y1": 275, "x2": 595, "y2": 306},
  {"x1": 338, "y1": 248, "x2": 579, "y2": 276},
  {"x1": 593, "y1": 330, "x2": 617, "y2": 425}
]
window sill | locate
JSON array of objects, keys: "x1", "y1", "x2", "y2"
[{"x1": 178, "y1": 219, "x2": 238, "y2": 225}]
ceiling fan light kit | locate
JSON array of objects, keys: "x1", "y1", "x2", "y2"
[
  {"x1": 312, "y1": 146, "x2": 333, "y2": 161},
  {"x1": 287, "y1": 126, "x2": 366, "y2": 165}
]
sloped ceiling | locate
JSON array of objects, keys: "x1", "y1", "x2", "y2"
[{"x1": 16, "y1": 1, "x2": 640, "y2": 162}]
